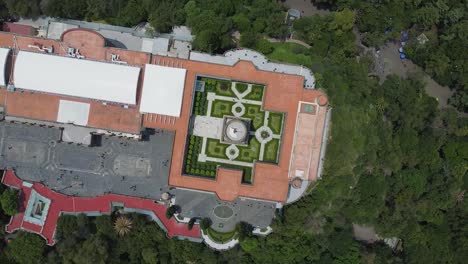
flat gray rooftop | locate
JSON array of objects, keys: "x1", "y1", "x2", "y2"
[
  {"x1": 0, "y1": 121, "x2": 173, "y2": 199},
  {"x1": 173, "y1": 189, "x2": 276, "y2": 231}
]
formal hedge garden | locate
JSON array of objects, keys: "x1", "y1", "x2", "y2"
[
  {"x1": 235, "y1": 82, "x2": 249, "y2": 94},
  {"x1": 200, "y1": 77, "x2": 235, "y2": 97},
  {"x1": 211, "y1": 100, "x2": 236, "y2": 118},
  {"x1": 184, "y1": 136, "x2": 255, "y2": 183},
  {"x1": 244, "y1": 85, "x2": 264, "y2": 101},
  {"x1": 184, "y1": 135, "x2": 217, "y2": 177},
  {"x1": 268, "y1": 112, "x2": 284, "y2": 134}
]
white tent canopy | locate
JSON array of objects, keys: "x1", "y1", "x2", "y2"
[
  {"x1": 0, "y1": 48, "x2": 10, "y2": 86},
  {"x1": 140, "y1": 64, "x2": 187, "y2": 117},
  {"x1": 57, "y1": 100, "x2": 90, "y2": 126},
  {"x1": 14, "y1": 51, "x2": 140, "y2": 105}
]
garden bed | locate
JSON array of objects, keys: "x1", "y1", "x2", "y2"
[
  {"x1": 205, "y1": 227, "x2": 239, "y2": 244},
  {"x1": 263, "y1": 139, "x2": 280, "y2": 163},
  {"x1": 211, "y1": 100, "x2": 235, "y2": 118},
  {"x1": 268, "y1": 112, "x2": 284, "y2": 134},
  {"x1": 244, "y1": 85, "x2": 264, "y2": 101}
]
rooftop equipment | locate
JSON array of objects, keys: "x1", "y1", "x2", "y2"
[
  {"x1": 111, "y1": 54, "x2": 127, "y2": 64},
  {"x1": 27, "y1": 44, "x2": 53, "y2": 53}
]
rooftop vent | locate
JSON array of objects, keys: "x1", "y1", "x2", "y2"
[
  {"x1": 111, "y1": 54, "x2": 127, "y2": 64},
  {"x1": 67, "y1": 47, "x2": 85, "y2": 59},
  {"x1": 27, "y1": 44, "x2": 53, "y2": 53},
  {"x1": 6, "y1": 84, "x2": 15, "y2": 92}
]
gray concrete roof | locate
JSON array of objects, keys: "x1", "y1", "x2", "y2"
[
  {"x1": 190, "y1": 49, "x2": 316, "y2": 88},
  {"x1": 173, "y1": 188, "x2": 276, "y2": 232},
  {"x1": 0, "y1": 121, "x2": 173, "y2": 199},
  {"x1": 44, "y1": 20, "x2": 191, "y2": 59}
]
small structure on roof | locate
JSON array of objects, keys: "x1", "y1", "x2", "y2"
[
  {"x1": 139, "y1": 64, "x2": 187, "y2": 117},
  {"x1": 23, "y1": 190, "x2": 51, "y2": 226},
  {"x1": 221, "y1": 116, "x2": 250, "y2": 145}
]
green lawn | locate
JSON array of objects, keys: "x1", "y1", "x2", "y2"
[
  {"x1": 267, "y1": 42, "x2": 313, "y2": 67},
  {"x1": 263, "y1": 138, "x2": 280, "y2": 163},
  {"x1": 243, "y1": 104, "x2": 265, "y2": 130},
  {"x1": 211, "y1": 100, "x2": 235, "y2": 118},
  {"x1": 244, "y1": 85, "x2": 264, "y2": 101},
  {"x1": 268, "y1": 112, "x2": 284, "y2": 134},
  {"x1": 235, "y1": 82, "x2": 249, "y2": 94},
  {"x1": 206, "y1": 138, "x2": 229, "y2": 159},
  {"x1": 236, "y1": 137, "x2": 261, "y2": 163}
]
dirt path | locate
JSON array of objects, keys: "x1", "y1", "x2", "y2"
[
  {"x1": 353, "y1": 224, "x2": 379, "y2": 243},
  {"x1": 374, "y1": 42, "x2": 454, "y2": 108},
  {"x1": 265, "y1": 36, "x2": 311, "y2": 48}
]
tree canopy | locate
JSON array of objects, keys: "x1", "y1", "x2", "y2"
[{"x1": 0, "y1": 0, "x2": 466, "y2": 263}]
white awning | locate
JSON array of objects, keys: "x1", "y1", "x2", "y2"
[
  {"x1": 0, "y1": 48, "x2": 10, "y2": 86},
  {"x1": 140, "y1": 64, "x2": 187, "y2": 117},
  {"x1": 14, "y1": 51, "x2": 140, "y2": 105}
]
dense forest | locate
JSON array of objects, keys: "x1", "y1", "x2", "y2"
[{"x1": 0, "y1": 0, "x2": 467, "y2": 263}]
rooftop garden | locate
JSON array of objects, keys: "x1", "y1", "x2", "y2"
[{"x1": 183, "y1": 76, "x2": 284, "y2": 184}]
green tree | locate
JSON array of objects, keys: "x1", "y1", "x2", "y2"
[
  {"x1": 329, "y1": 8, "x2": 355, "y2": 35},
  {"x1": 200, "y1": 217, "x2": 211, "y2": 230},
  {"x1": 255, "y1": 38, "x2": 274, "y2": 54},
  {"x1": 187, "y1": 217, "x2": 196, "y2": 230},
  {"x1": 148, "y1": 0, "x2": 186, "y2": 33},
  {"x1": 141, "y1": 248, "x2": 158, "y2": 264},
  {"x1": 72, "y1": 234, "x2": 109, "y2": 264},
  {"x1": 6, "y1": 232, "x2": 45, "y2": 264},
  {"x1": 240, "y1": 237, "x2": 258, "y2": 253},
  {"x1": 165, "y1": 205, "x2": 178, "y2": 219},
  {"x1": 0, "y1": 188, "x2": 18, "y2": 216},
  {"x1": 240, "y1": 31, "x2": 259, "y2": 49}
]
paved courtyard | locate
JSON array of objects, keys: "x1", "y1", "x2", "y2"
[
  {"x1": 173, "y1": 189, "x2": 276, "y2": 232},
  {"x1": 0, "y1": 120, "x2": 277, "y2": 231},
  {"x1": 0, "y1": 121, "x2": 173, "y2": 199}
]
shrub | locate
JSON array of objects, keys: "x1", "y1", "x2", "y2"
[
  {"x1": 1, "y1": 188, "x2": 18, "y2": 216},
  {"x1": 200, "y1": 217, "x2": 212, "y2": 230},
  {"x1": 240, "y1": 237, "x2": 258, "y2": 252},
  {"x1": 188, "y1": 218, "x2": 196, "y2": 230},
  {"x1": 165, "y1": 205, "x2": 177, "y2": 219}
]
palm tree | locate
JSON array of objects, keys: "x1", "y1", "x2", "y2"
[{"x1": 114, "y1": 216, "x2": 132, "y2": 236}]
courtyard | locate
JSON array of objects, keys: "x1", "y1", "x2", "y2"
[{"x1": 185, "y1": 76, "x2": 284, "y2": 183}]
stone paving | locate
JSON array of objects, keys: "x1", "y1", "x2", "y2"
[
  {"x1": 0, "y1": 121, "x2": 173, "y2": 199},
  {"x1": 172, "y1": 188, "x2": 276, "y2": 232}
]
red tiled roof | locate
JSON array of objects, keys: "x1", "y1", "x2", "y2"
[
  {"x1": 2, "y1": 170, "x2": 200, "y2": 245},
  {"x1": 143, "y1": 56, "x2": 328, "y2": 202},
  {"x1": 2, "y1": 23, "x2": 36, "y2": 36},
  {"x1": 0, "y1": 28, "x2": 328, "y2": 203}
]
